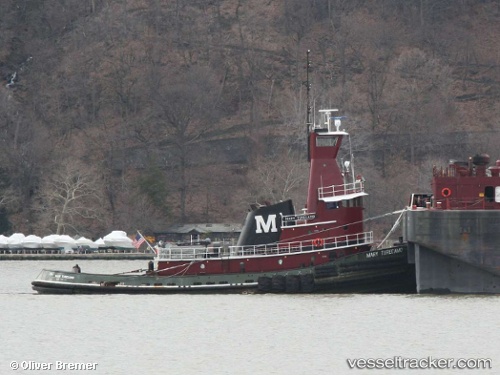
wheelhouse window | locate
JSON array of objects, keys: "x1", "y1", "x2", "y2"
[
  {"x1": 326, "y1": 202, "x2": 340, "y2": 209},
  {"x1": 342, "y1": 197, "x2": 363, "y2": 208},
  {"x1": 316, "y1": 136, "x2": 338, "y2": 147}
]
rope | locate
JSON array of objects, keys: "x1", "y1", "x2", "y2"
[
  {"x1": 254, "y1": 208, "x2": 408, "y2": 245},
  {"x1": 112, "y1": 268, "x2": 146, "y2": 275},
  {"x1": 376, "y1": 209, "x2": 407, "y2": 249},
  {"x1": 158, "y1": 261, "x2": 197, "y2": 278},
  {"x1": 143, "y1": 260, "x2": 201, "y2": 279}
]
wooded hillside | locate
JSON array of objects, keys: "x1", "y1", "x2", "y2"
[{"x1": 2, "y1": 0, "x2": 500, "y2": 238}]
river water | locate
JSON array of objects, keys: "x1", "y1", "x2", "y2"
[{"x1": 0, "y1": 260, "x2": 498, "y2": 374}]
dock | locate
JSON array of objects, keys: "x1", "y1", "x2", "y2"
[{"x1": 0, "y1": 253, "x2": 155, "y2": 261}]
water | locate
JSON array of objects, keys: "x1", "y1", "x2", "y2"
[{"x1": 0, "y1": 260, "x2": 498, "y2": 374}]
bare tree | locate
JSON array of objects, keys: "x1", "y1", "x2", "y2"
[
  {"x1": 245, "y1": 148, "x2": 309, "y2": 209},
  {"x1": 153, "y1": 66, "x2": 221, "y2": 222},
  {"x1": 34, "y1": 159, "x2": 105, "y2": 235},
  {"x1": 0, "y1": 88, "x2": 55, "y2": 233}
]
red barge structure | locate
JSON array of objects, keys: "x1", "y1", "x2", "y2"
[
  {"x1": 405, "y1": 154, "x2": 500, "y2": 294},
  {"x1": 32, "y1": 106, "x2": 415, "y2": 294}
]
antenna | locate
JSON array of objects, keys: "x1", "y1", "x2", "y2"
[{"x1": 306, "y1": 50, "x2": 312, "y2": 130}]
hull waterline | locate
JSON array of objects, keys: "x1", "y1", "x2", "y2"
[{"x1": 32, "y1": 246, "x2": 415, "y2": 294}]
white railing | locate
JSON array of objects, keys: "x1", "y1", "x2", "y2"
[
  {"x1": 157, "y1": 231, "x2": 373, "y2": 260},
  {"x1": 318, "y1": 181, "x2": 364, "y2": 200}
]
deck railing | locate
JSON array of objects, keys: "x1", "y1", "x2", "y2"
[
  {"x1": 433, "y1": 198, "x2": 499, "y2": 210},
  {"x1": 157, "y1": 231, "x2": 373, "y2": 260},
  {"x1": 318, "y1": 181, "x2": 364, "y2": 200}
]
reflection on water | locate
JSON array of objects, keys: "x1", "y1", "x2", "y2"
[{"x1": 0, "y1": 261, "x2": 498, "y2": 374}]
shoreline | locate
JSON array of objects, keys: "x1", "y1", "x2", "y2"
[{"x1": 0, "y1": 253, "x2": 155, "y2": 261}]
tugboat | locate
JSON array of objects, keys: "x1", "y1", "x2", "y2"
[
  {"x1": 32, "y1": 52, "x2": 415, "y2": 294},
  {"x1": 404, "y1": 154, "x2": 500, "y2": 294},
  {"x1": 31, "y1": 106, "x2": 415, "y2": 294}
]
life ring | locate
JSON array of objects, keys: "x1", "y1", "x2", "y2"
[
  {"x1": 441, "y1": 187, "x2": 451, "y2": 197},
  {"x1": 313, "y1": 238, "x2": 324, "y2": 247}
]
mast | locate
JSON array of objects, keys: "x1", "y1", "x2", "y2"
[{"x1": 306, "y1": 49, "x2": 312, "y2": 161}]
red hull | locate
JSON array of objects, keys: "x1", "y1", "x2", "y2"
[{"x1": 157, "y1": 245, "x2": 371, "y2": 276}]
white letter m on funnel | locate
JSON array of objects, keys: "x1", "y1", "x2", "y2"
[{"x1": 255, "y1": 214, "x2": 278, "y2": 233}]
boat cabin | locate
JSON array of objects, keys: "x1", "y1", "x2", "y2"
[{"x1": 410, "y1": 154, "x2": 500, "y2": 210}]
